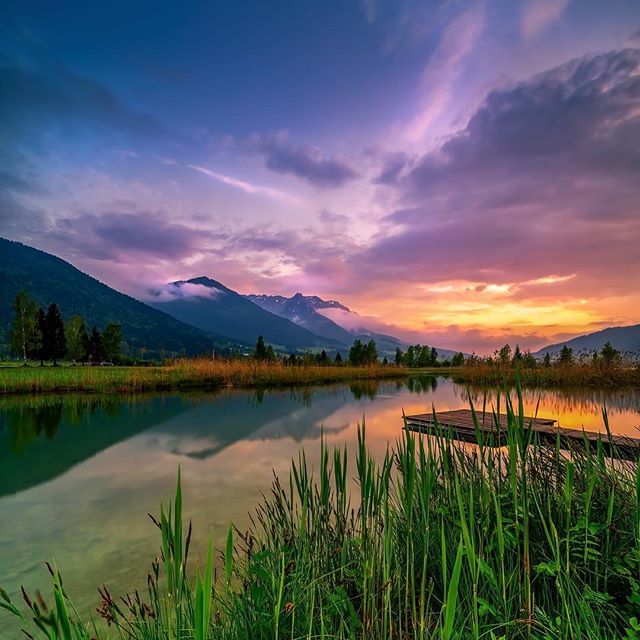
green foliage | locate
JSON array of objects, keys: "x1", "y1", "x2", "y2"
[
  {"x1": 10, "y1": 291, "x2": 38, "y2": 363},
  {"x1": 254, "y1": 335, "x2": 276, "y2": 361},
  {"x1": 87, "y1": 326, "x2": 104, "y2": 363},
  {"x1": 398, "y1": 344, "x2": 439, "y2": 367},
  {"x1": 451, "y1": 351, "x2": 465, "y2": 367},
  {"x1": 102, "y1": 323, "x2": 122, "y2": 363},
  {"x1": 600, "y1": 341, "x2": 620, "y2": 367},
  {"x1": 559, "y1": 344, "x2": 574, "y2": 366},
  {"x1": 44, "y1": 303, "x2": 66, "y2": 365},
  {"x1": 348, "y1": 338, "x2": 378, "y2": 365},
  {"x1": 65, "y1": 316, "x2": 88, "y2": 363}
]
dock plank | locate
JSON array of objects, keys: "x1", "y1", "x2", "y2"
[{"x1": 404, "y1": 409, "x2": 640, "y2": 461}]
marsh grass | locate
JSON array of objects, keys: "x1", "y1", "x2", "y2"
[
  {"x1": 453, "y1": 362, "x2": 640, "y2": 389},
  {"x1": 2, "y1": 387, "x2": 640, "y2": 639},
  {"x1": 0, "y1": 359, "x2": 407, "y2": 395}
]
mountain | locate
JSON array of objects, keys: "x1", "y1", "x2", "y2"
[
  {"x1": 151, "y1": 278, "x2": 343, "y2": 351},
  {"x1": 247, "y1": 292, "x2": 465, "y2": 359},
  {"x1": 0, "y1": 238, "x2": 224, "y2": 357},
  {"x1": 246, "y1": 293, "x2": 354, "y2": 345},
  {"x1": 535, "y1": 324, "x2": 640, "y2": 358}
]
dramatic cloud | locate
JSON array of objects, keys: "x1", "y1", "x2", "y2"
[
  {"x1": 353, "y1": 48, "x2": 640, "y2": 299},
  {"x1": 249, "y1": 132, "x2": 359, "y2": 188}
]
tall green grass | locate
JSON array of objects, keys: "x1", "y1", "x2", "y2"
[{"x1": 2, "y1": 388, "x2": 639, "y2": 639}]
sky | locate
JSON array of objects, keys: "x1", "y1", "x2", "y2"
[{"x1": 1, "y1": 0, "x2": 640, "y2": 354}]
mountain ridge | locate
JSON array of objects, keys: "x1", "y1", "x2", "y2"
[
  {"x1": 535, "y1": 323, "x2": 640, "y2": 358},
  {"x1": 150, "y1": 278, "x2": 344, "y2": 351}
]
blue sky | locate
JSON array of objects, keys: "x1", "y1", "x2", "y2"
[{"x1": 2, "y1": 0, "x2": 640, "y2": 352}]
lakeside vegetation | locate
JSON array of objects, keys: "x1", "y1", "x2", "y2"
[
  {"x1": 3, "y1": 392, "x2": 639, "y2": 639},
  {"x1": 452, "y1": 342, "x2": 640, "y2": 388},
  {"x1": 0, "y1": 358, "x2": 408, "y2": 395}
]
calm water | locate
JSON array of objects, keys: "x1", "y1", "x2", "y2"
[{"x1": 1, "y1": 376, "x2": 639, "y2": 637}]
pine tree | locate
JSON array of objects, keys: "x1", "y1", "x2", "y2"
[
  {"x1": 45, "y1": 304, "x2": 66, "y2": 365},
  {"x1": 600, "y1": 341, "x2": 620, "y2": 368},
  {"x1": 254, "y1": 335, "x2": 268, "y2": 360},
  {"x1": 395, "y1": 347, "x2": 403, "y2": 366},
  {"x1": 102, "y1": 323, "x2": 122, "y2": 363},
  {"x1": 10, "y1": 291, "x2": 39, "y2": 364},
  {"x1": 334, "y1": 352, "x2": 342, "y2": 364},
  {"x1": 88, "y1": 326, "x2": 104, "y2": 363},
  {"x1": 33, "y1": 307, "x2": 47, "y2": 365}
]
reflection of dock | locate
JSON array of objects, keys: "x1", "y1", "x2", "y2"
[{"x1": 404, "y1": 409, "x2": 640, "y2": 461}]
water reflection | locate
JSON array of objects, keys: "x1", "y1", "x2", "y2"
[{"x1": 1, "y1": 376, "x2": 639, "y2": 640}]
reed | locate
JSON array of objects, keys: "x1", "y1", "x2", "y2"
[
  {"x1": 2, "y1": 387, "x2": 639, "y2": 639},
  {"x1": 453, "y1": 362, "x2": 640, "y2": 389},
  {"x1": 0, "y1": 359, "x2": 407, "y2": 395}
]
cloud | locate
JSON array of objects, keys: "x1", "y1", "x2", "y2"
[
  {"x1": 150, "y1": 282, "x2": 223, "y2": 302},
  {"x1": 350, "y1": 48, "x2": 640, "y2": 299},
  {"x1": 188, "y1": 164, "x2": 298, "y2": 202},
  {"x1": 249, "y1": 132, "x2": 359, "y2": 188},
  {"x1": 373, "y1": 152, "x2": 411, "y2": 185},
  {"x1": 0, "y1": 52, "x2": 172, "y2": 148},
  {"x1": 49, "y1": 212, "x2": 207, "y2": 262},
  {"x1": 404, "y1": 3, "x2": 484, "y2": 142},
  {"x1": 521, "y1": 0, "x2": 569, "y2": 39}
]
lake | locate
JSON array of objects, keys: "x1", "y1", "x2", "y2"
[{"x1": 1, "y1": 375, "x2": 639, "y2": 637}]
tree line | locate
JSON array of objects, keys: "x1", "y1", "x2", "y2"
[
  {"x1": 10, "y1": 291, "x2": 122, "y2": 365},
  {"x1": 463, "y1": 341, "x2": 623, "y2": 369},
  {"x1": 252, "y1": 335, "x2": 380, "y2": 366}
]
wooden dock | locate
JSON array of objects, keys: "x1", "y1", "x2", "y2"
[{"x1": 404, "y1": 409, "x2": 640, "y2": 461}]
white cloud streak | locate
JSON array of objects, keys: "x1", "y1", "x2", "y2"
[{"x1": 188, "y1": 164, "x2": 300, "y2": 203}]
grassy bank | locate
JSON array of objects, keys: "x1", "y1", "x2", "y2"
[
  {"x1": 0, "y1": 359, "x2": 409, "y2": 395},
  {"x1": 452, "y1": 362, "x2": 640, "y2": 389},
  {"x1": 3, "y1": 392, "x2": 639, "y2": 639}
]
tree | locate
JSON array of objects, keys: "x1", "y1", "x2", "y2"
[
  {"x1": 10, "y1": 291, "x2": 38, "y2": 364},
  {"x1": 317, "y1": 349, "x2": 328, "y2": 364},
  {"x1": 512, "y1": 344, "x2": 522, "y2": 365},
  {"x1": 44, "y1": 304, "x2": 66, "y2": 365},
  {"x1": 382, "y1": 356, "x2": 388, "y2": 365},
  {"x1": 254, "y1": 335, "x2": 268, "y2": 361},
  {"x1": 497, "y1": 344, "x2": 512, "y2": 366},
  {"x1": 452, "y1": 352, "x2": 465, "y2": 367},
  {"x1": 395, "y1": 347, "x2": 403, "y2": 366},
  {"x1": 543, "y1": 352, "x2": 552, "y2": 368},
  {"x1": 33, "y1": 307, "x2": 47, "y2": 365},
  {"x1": 65, "y1": 316, "x2": 88, "y2": 363},
  {"x1": 102, "y1": 323, "x2": 122, "y2": 363},
  {"x1": 430, "y1": 346, "x2": 438, "y2": 365},
  {"x1": 88, "y1": 326, "x2": 104, "y2": 363},
  {"x1": 558, "y1": 345, "x2": 574, "y2": 366},
  {"x1": 522, "y1": 350, "x2": 537, "y2": 368},
  {"x1": 334, "y1": 352, "x2": 342, "y2": 364},
  {"x1": 600, "y1": 341, "x2": 620, "y2": 368}
]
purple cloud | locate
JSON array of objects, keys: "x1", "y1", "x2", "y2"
[
  {"x1": 249, "y1": 132, "x2": 359, "y2": 188},
  {"x1": 50, "y1": 212, "x2": 206, "y2": 262},
  {"x1": 349, "y1": 48, "x2": 640, "y2": 299}
]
